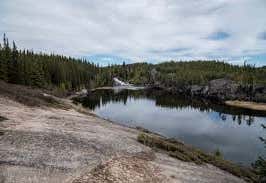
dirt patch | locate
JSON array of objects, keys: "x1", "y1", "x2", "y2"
[
  {"x1": 225, "y1": 100, "x2": 266, "y2": 112},
  {"x1": 72, "y1": 153, "x2": 163, "y2": 183}
]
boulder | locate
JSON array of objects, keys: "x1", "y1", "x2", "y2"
[
  {"x1": 190, "y1": 85, "x2": 204, "y2": 96},
  {"x1": 207, "y1": 78, "x2": 239, "y2": 100},
  {"x1": 150, "y1": 68, "x2": 159, "y2": 82}
]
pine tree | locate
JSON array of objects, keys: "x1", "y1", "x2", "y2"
[
  {"x1": 8, "y1": 41, "x2": 19, "y2": 84},
  {"x1": 0, "y1": 34, "x2": 8, "y2": 81},
  {"x1": 30, "y1": 60, "x2": 45, "y2": 87}
]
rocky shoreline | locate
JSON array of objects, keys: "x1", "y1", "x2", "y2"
[{"x1": 151, "y1": 78, "x2": 266, "y2": 104}]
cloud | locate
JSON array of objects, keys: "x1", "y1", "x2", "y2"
[
  {"x1": 149, "y1": 47, "x2": 190, "y2": 54},
  {"x1": 1, "y1": 0, "x2": 266, "y2": 65},
  {"x1": 258, "y1": 31, "x2": 266, "y2": 40}
]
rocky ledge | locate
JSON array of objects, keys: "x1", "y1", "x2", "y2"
[{"x1": 155, "y1": 78, "x2": 266, "y2": 103}]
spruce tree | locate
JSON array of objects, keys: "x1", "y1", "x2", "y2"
[
  {"x1": 0, "y1": 34, "x2": 8, "y2": 81},
  {"x1": 8, "y1": 41, "x2": 19, "y2": 84}
]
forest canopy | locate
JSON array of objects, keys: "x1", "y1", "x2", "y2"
[
  {"x1": 1, "y1": 34, "x2": 266, "y2": 91},
  {"x1": 0, "y1": 34, "x2": 98, "y2": 91},
  {"x1": 99, "y1": 60, "x2": 266, "y2": 87}
]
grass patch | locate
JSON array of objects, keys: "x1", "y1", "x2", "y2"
[
  {"x1": 0, "y1": 81, "x2": 68, "y2": 108},
  {"x1": 137, "y1": 132, "x2": 258, "y2": 182}
]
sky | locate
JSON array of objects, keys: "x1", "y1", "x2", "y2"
[{"x1": 1, "y1": 0, "x2": 266, "y2": 66}]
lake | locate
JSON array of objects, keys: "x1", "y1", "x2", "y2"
[{"x1": 75, "y1": 88, "x2": 266, "y2": 166}]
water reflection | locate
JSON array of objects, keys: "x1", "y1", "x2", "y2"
[
  {"x1": 74, "y1": 88, "x2": 266, "y2": 165},
  {"x1": 76, "y1": 89, "x2": 266, "y2": 122}
]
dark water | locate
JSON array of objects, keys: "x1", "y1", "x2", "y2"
[{"x1": 75, "y1": 88, "x2": 266, "y2": 165}]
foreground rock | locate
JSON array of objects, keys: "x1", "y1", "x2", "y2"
[{"x1": 0, "y1": 96, "x2": 246, "y2": 183}]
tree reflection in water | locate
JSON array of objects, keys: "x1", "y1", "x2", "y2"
[{"x1": 74, "y1": 88, "x2": 266, "y2": 125}]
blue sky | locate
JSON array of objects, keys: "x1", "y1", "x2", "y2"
[
  {"x1": 207, "y1": 31, "x2": 230, "y2": 40},
  {"x1": 1, "y1": 0, "x2": 266, "y2": 66}
]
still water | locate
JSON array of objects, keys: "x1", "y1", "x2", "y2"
[{"x1": 76, "y1": 88, "x2": 266, "y2": 165}]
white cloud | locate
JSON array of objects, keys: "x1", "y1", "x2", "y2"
[{"x1": 1, "y1": 0, "x2": 266, "y2": 64}]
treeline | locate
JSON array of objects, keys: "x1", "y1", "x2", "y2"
[
  {"x1": 0, "y1": 34, "x2": 98, "y2": 91},
  {"x1": 1, "y1": 34, "x2": 266, "y2": 91},
  {"x1": 100, "y1": 61, "x2": 266, "y2": 87},
  {"x1": 154, "y1": 61, "x2": 266, "y2": 87}
]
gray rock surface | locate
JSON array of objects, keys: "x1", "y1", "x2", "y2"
[
  {"x1": 207, "y1": 78, "x2": 240, "y2": 100},
  {"x1": 0, "y1": 96, "x2": 247, "y2": 183}
]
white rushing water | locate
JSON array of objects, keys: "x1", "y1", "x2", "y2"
[{"x1": 113, "y1": 77, "x2": 133, "y2": 86}]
